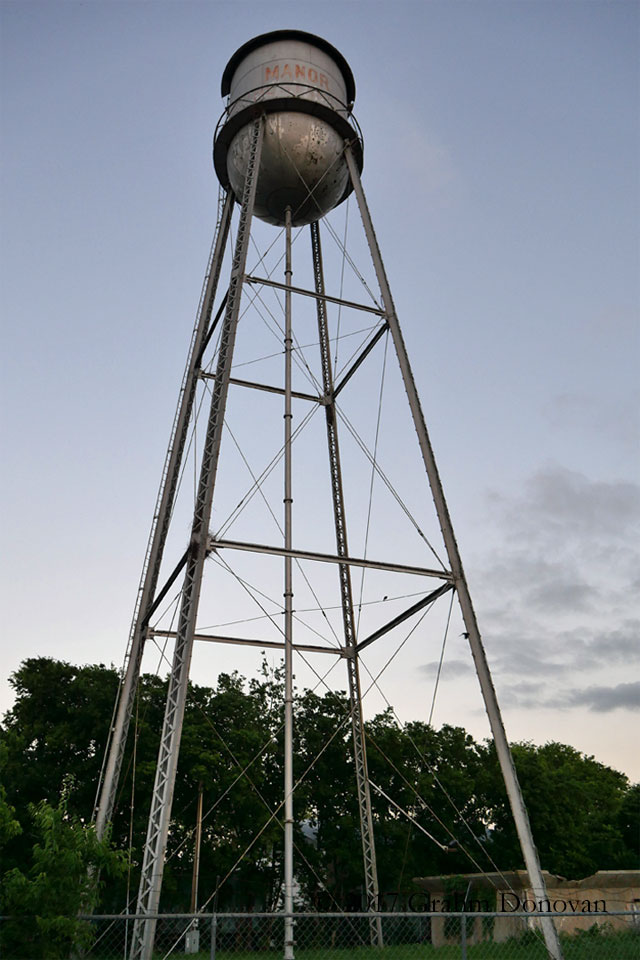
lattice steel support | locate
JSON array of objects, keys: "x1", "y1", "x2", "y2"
[
  {"x1": 344, "y1": 144, "x2": 562, "y2": 960},
  {"x1": 130, "y1": 117, "x2": 264, "y2": 960},
  {"x1": 94, "y1": 191, "x2": 234, "y2": 841},
  {"x1": 310, "y1": 220, "x2": 383, "y2": 948}
]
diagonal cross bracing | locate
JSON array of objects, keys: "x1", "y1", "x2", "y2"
[
  {"x1": 333, "y1": 322, "x2": 389, "y2": 399},
  {"x1": 356, "y1": 582, "x2": 455, "y2": 654}
]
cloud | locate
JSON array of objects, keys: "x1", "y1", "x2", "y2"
[
  {"x1": 495, "y1": 679, "x2": 640, "y2": 714},
  {"x1": 486, "y1": 620, "x2": 640, "y2": 679},
  {"x1": 420, "y1": 658, "x2": 473, "y2": 679},
  {"x1": 373, "y1": 96, "x2": 457, "y2": 200},
  {"x1": 468, "y1": 466, "x2": 640, "y2": 713},
  {"x1": 524, "y1": 569, "x2": 594, "y2": 613},
  {"x1": 595, "y1": 622, "x2": 640, "y2": 662},
  {"x1": 476, "y1": 556, "x2": 600, "y2": 622},
  {"x1": 549, "y1": 682, "x2": 640, "y2": 713},
  {"x1": 490, "y1": 643, "x2": 566, "y2": 679},
  {"x1": 494, "y1": 680, "x2": 546, "y2": 709},
  {"x1": 492, "y1": 466, "x2": 640, "y2": 545},
  {"x1": 543, "y1": 391, "x2": 640, "y2": 455}
]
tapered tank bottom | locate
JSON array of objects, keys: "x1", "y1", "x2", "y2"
[{"x1": 226, "y1": 112, "x2": 351, "y2": 227}]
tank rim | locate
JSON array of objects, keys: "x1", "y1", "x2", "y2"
[
  {"x1": 221, "y1": 30, "x2": 356, "y2": 105},
  {"x1": 213, "y1": 99, "x2": 363, "y2": 193}
]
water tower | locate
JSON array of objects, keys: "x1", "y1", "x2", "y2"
[{"x1": 94, "y1": 31, "x2": 562, "y2": 960}]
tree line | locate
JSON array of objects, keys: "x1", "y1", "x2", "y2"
[{"x1": 1, "y1": 656, "x2": 637, "y2": 921}]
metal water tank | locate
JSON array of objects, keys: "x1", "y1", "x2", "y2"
[{"x1": 213, "y1": 31, "x2": 363, "y2": 226}]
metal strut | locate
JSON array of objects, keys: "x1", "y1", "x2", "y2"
[
  {"x1": 93, "y1": 190, "x2": 234, "y2": 841},
  {"x1": 283, "y1": 206, "x2": 295, "y2": 960},
  {"x1": 129, "y1": 116, "x2": 264, "y2": 960},
  {"x1": 310, "y1": 219, "x2": 383, "y2": 948},
  {"x1": 343, "y1": 144, "x2": 563, "y2": 960}
]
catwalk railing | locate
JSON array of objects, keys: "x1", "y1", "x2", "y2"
[{"x1": 0, "y1": 910, "x2": 637, "y2": 959}]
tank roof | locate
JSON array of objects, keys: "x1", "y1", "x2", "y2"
[{"x1": 221, "y1": 30, "x2": 356, "y2": 104}]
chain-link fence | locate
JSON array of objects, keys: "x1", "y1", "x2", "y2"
[{"x1": 1, "y1": 911, "x2": 637, "y2": 959}]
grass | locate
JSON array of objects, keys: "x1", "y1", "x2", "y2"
[{"x1": 166, "y1": 928, "x2": 638, "y2": 959}]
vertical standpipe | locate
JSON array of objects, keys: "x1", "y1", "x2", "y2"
[{"x1": 283, "y1": 205, "x2": 295, "y2": 960}]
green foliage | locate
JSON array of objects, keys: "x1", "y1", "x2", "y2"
[
  {"x1": 0, "y1": 743, "x2": 21, "y2": 848},
  {"x1": 0, "y1": 779, "x2": 127, "y2": 958},
  {"x1": 571, "y1": 921, "x2": 613, "y2": 939},
  {"x1": 1, "y1": 655, "x2": 638, "y2": 928},
  {"x1": 476, "y1": 884, "x2": 497, "y2": 937},
  {"x1": 617, "y1": 781, "x2": 640, "y2": 861},
  {"x1": 0, "y1": 658, "x2": 120, "y2": 878},
  {"x1": 478, "y1": 740, "x2": 636, "y2": 878}
]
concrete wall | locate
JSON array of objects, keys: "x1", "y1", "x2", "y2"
[{"x1": 412, "y1": 869, "x2": 640, "y2": 946}]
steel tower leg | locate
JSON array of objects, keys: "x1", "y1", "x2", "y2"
[
  {"x1": 310, "y1": 220, "x2": 383, "y2": 948},
  {"x1": 283, "y1": 207, "x2": 295, "y2": 960},
  {"x1": 344, "y1": 145, "x2": 562, "y2": 960},
  {"x1": 94, "y1": 190, "x2": 234, "y2": 841},
  {"x1": 129, "y1": 117, "x2": 264, "y2": 960}
]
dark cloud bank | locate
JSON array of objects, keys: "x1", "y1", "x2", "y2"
[{"x1": 422, "y1": 466, "x2": 640, "y2": 714}]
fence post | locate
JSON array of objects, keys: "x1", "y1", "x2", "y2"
[
  {"x1": 210, "y1": 914, "x2": 217, "y2": 960},
  {"x1": 461, "y1": 913, "x2": 467, "y2": 960},
  {"x1": 210, "y1": 875, "x2": 220, "y2": 960}
]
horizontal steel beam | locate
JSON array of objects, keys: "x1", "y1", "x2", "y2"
[
  {"x1": 150, "y1": 629, "x2": 343, "y2": 656},
  {"x1": 245, "y1": 274, "x2": 386, "y2": 316},
  {"x1": 356, "y1": 582, "x2": 455, "y2": 653},
  {"x1": 208, "y1": 537, "x2": 453, "y2": 581}
]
